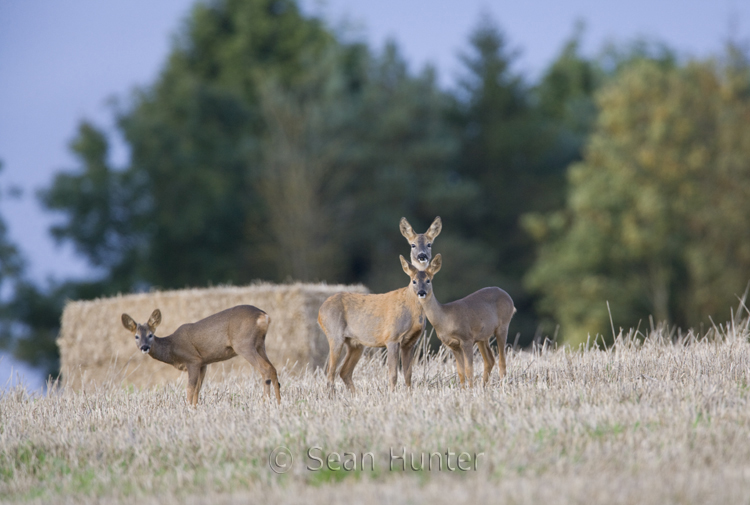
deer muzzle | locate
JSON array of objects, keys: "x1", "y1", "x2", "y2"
[
  {"x1": 140, "y1": 346, "x2": 150, "y2": 354},
  {"x1": 417, "y1": 290, "x2": 427, "y2": 298}
]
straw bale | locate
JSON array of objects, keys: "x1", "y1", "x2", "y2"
[{"x1": 58, "y1": 282, "x2": 368, "y2": 390}]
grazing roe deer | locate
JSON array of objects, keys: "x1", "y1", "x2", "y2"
[
  {"x1": 318, "y1": 217, "x2": 442, "y2": 393},
  {"x1": 401, "y1": 254, "x2": 515, "y2": 388},
  {"x1": 121, "y1": 305, "x2": 281, "y2": 405}
]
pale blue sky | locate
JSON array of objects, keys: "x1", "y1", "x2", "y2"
[{"x1": 0, "y1": 0, "x2": 747, "y2": 387}]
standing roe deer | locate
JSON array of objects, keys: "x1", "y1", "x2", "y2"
[
  {"x1": 400, "y1": 254, "x2": 515, "y2": 388},
  {"x1": 121, "y1": 305, "x2": 281, "y2": 405},
  {"x1": 318, "y1": 216, "x2": 442, "y2": 393}
]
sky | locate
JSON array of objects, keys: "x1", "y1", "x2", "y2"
[{"x1": 0, "y1": 0, "x2": 748, "y2": 388}]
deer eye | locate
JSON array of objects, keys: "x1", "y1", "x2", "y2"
[
  {"x1": 412, "y1": 280, "x2": 416, "y2": 284},
  {"x1": 148, "y1": 333, "x2": 153, "y2": 338},
  {"x1": 426, "y1": 280, "x2": 430, "y2": 283},
  {"x1": 427, "y1": 243, "x2": 431, "y2": 248},
  {"x1": 411, "y1": 244, "x2": 416, "y2": 248}
]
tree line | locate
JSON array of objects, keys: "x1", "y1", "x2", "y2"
[{"x1": 2, "y1": 0, "x2": 750, "y2": 377}]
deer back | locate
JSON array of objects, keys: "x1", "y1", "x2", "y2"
[
  {"x1": 171, "y1": 305, "x2": 267, "y2": 364},
  {"x1": 319, "y1": 288, "x2": 422, "y2": 347}
]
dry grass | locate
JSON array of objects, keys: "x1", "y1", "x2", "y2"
[
  {"x1": 3, "y1": 317, "x2": 750, "y2": 504},
  {"x1": 58, "y1": 283, "x2": 368, "y2": 390}
]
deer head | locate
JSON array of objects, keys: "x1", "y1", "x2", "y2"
[
  {"x1": 400, "y1": 216, "x2": 441, "y2": 270},
  {"x1": 400, "y1": 254, "x2": 442, "y2": 299},
  {"x1": 121, "y1": 309, "x2": 162, "y2": 354}
]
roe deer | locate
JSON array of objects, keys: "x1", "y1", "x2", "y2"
[
  {"x1": 121, "y1": 305, "x2": 281, "y2": 405},
  {"x1": 400, "y1": 254, "x2": 515, "y2": 387},
  {"x1": 400, "y1": 216, "x2": 441, "y2": 270},
  {"x1": 317, "y1": 217, "x2": 442, "y2": 393}
]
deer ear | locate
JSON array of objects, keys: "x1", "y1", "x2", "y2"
[
  {"x1": 122, "y1": 314, "x2": 137, "y2": 333},
  {"x1": 148, "y1": 309, "x2": 162, "y2": 331},
  {"x1": 428, "y1": 254, "x2": 442, "y2": 276},
  {"x1": 400, "y1": 255, "x2": 417, "y2": 276},
  {"x1": 399, "y1": 217, "x2": 417, "y2": 241},
  {"x1": 425, "y1": 216, "x2": 442, "y2": 240}
]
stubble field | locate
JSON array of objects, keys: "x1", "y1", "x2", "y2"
[{"x1": 2, "y1": 319, "x2": 750, "y2": 504}]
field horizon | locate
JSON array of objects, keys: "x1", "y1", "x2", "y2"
[{"x1": 2, "y1": 316, "x2": 750, "y2": 504}]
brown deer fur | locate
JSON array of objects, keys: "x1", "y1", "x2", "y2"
[
  {"x1": 401, "y1": 254, "x2": 515, "y2": 387},
  {"x1": 121, "y1": 305, "x2": 280, "y2": 405},
  {"x1": 318, "y1": 217, "x2": 441, "y2": 392}
]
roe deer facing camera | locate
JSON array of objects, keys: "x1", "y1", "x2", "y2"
[
  {"x1": 400, "y1": 216, "x2": 441, "y2": 270},
  {"x1": 401, "y1": 254, "x2": 515, "y2": 388},
  {"x1": 318, "y1": 217, "x2": 442, "y2": 393},
  {"x1": 121, "y1": 305, "x2": 281, "y2": 405}
]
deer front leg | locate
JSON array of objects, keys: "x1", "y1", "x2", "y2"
[
  {"x1": 195, "y1": 365, "x2": 207, "y2": 402},
  {"x1": 450, "y1": 344, "x2": 466, "y2": 386},
  {"x1": 461, "y1": 341, "x2": 475, "y2": 388},
  {"x1": 386, "y1": 342, "x2": 400, "y2": 390},
  {"x1": 186, "y1": 364, "x2": 202, "y2": 406}
]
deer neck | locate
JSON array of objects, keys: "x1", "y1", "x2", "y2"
[
  {"x1": 148, "y1": 335, "x2": 176, "y2": 365},
  {"x1": 419, "y1": 292, "x2": 446, "y2": 331}
]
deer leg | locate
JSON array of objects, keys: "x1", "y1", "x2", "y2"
[
  {"x1": 495, "y1": 326, "x2": 508, "y2": 379},
  {"x1": 400, "y1": 341, "x2": 417, "y2": 388},
  {"x1": 326, "y1": 338, "x2": 346, "y2": 393},
  {"x1": 450, "y1": 345, "x2": 466, "y2": 386},
  {"x1": 477, "y1": 340, "x2": 495, "y2": 386},
  {"x1": 234, "y1": 340, "x2": 280, "y2": 404},
  {"x1": 461, "y1": 341, "x2": 475, "y2": 388},
  {"x1": 256, "y1": 341, "x2": 281, "y2": 404},
  {"x1": 339, "y1": 342, "x2": 364, "y2": 394},
  {"x1": 186, "y1": 365, "x2": 201, "y2": 406},
  {"x1": 386, "y1": 342, "x2": 400, "y2": 390},
  {"x1": 194, "y1": 365, "x2": 207, "y2": 403}
]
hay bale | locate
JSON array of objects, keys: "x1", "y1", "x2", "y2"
[{"x1": 58, "y1": 282, "x2": 368, "y2": 390}]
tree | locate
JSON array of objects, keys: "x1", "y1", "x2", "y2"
[
  {"x1": 525, "y1": 52, "x2": 750, "y2": 344},
  {"x1": 446, "y1": 18, "x2": 582, "y2": 341},
  {"x1": 0, "y1": 162, "x2": 23, "y2": 291},
  {"x1": 41, "y1": 0, "x2": 335, "y2": 290},
  {"x1": 40, "y1": 0, "x2": 458, "y2": 295}
]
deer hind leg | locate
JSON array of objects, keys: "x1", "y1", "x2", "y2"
[
  {"x1": 326, "y1": 337, "x2": 346, "y2": 393},
  {"x1": 234, "y1": 338, "x2": 280, "y2": 404},
  {"x1": 400, "y1": 340, "x2": 418, "y2": 388},
  {"x1": 495, "y1": 325, "x2": 508, "y2": 379},
  {"x1": 477, "y1": 340, "x2": 495, "y2": 386},
  {"x1": 386, "y1": 342, "x2": 400, "y2": 391},
  {"x1": 339, "y1": 341, "x2": 364, "y2": 394},
  {"x1": 461, "y1": 341, "x2": 475, "y2": 388},
  {"x1": 255, "y1": 340, "x2": 281, "y2": 404}
]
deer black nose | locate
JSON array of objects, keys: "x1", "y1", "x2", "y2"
[
  {"x1": 417, "y1": 253, "x2": 428, "y2": 261},
  {"x1": 417, "y1": 290, "x2": 427, "y2": 298},
  {"x1": 140, "y1": 346, "x2": 150, "y2": 353}
]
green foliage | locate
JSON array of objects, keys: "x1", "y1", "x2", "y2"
[
  {"x1": 0, "y1": 163, "x2": 23, "y2": 289},
  {"x1": 525, "y1": 51, "x2": 750, "y2": 344},
  {"x1": 446, "y1": 19, "x2": 591, "y2": 341}
]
